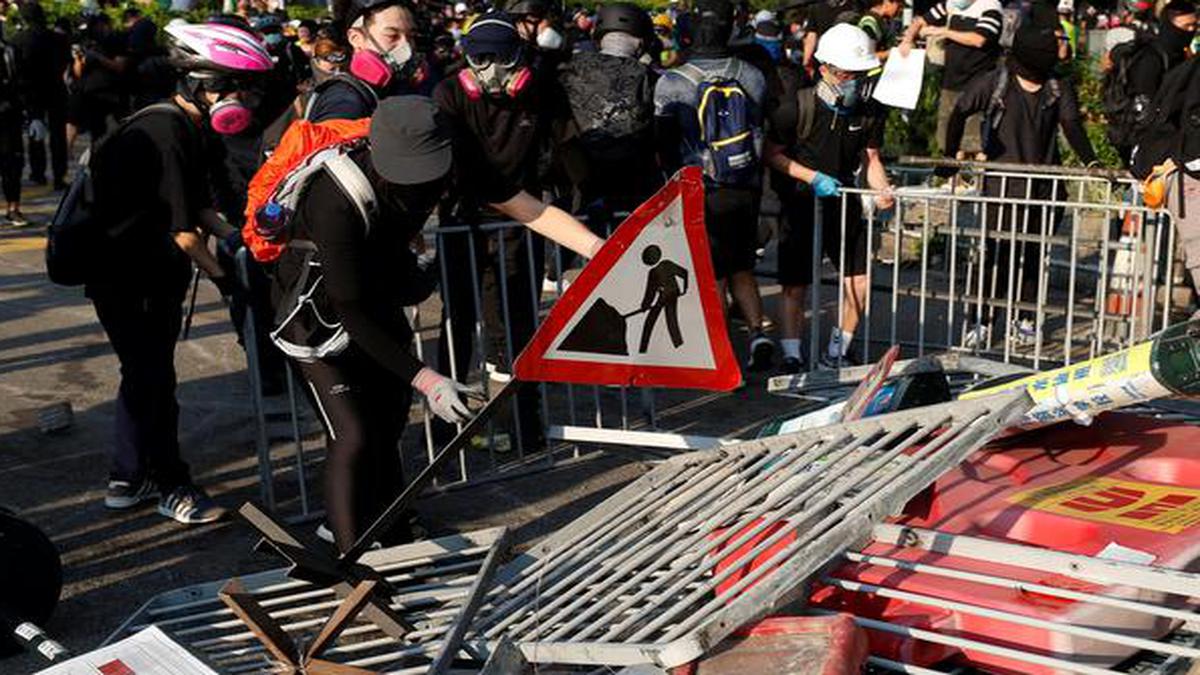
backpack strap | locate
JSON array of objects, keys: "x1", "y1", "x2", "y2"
[
  {"x1": 675, "y1": 62, "x2": 705, "y2": 86},
  {"x1": 986, "y1": 63, "x2": 1010, "y2": 131},
  {"x1": 304, "y1": 74, "x2": 379, "y2": 121},
  {"x1": 795, "y1": 85, "x2": 818, "y2": 146},
  {"x1": 323, "y1": 152, "x2": 377, "y2": 235}
]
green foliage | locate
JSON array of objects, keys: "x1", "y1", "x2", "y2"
[
  {"x1": 1061, "y1": 55, "x2": 1122, "y2": 169},
  {"x1": 882, "y1": 64, "x2": 941, "y2": 160}
]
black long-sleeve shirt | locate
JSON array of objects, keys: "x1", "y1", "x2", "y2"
[
  {"x1": 275, "y1": 151, "x2": 427, "y2": 381},
  {"x1": 945, "y1": 65, "x2": 1096, "y2": 168}
]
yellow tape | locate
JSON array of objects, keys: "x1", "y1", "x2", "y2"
[{"x1": 1010, "y1": 477, "x2": 1200, "y2": 534}]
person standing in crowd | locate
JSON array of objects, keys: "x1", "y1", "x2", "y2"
[
  {"x1": 941, "y1": 24, "x2": 1096, "y2": 349},
  {"x1": 306, "y1": 0, "x2": 427, "y2": 122},
  {"x1": 899, "y1": 0, "x2": 1003, "y2": 157},
  {"x1": 559, "y1": 2, "x2": 662, "y2": 221},
  {"x1": 859, "y1": 0, "x2": 904, "y2": 60},
  {"x1": 508, "y1": 0, "x2": 567, "y2": 54},
  {"x1": 66, "y1": 12, "x2": 129, "y2": 151},
  {"x1": 88, "y1": 23, "x2": 273, "y2": 524},
  {"x1": 0, "y1": 18, "x2": 26, "y2": 227},
  {"x1": 1057, "y1": 0, "x2": 1079, "y2": 61},
  {"x1": 1106, "y1": 0, "x2": 1196, "y2": 166},
  {"x1": 766, "y1": 24, "x2": 894, "y2": 372},
  {"x1": 296, "y1": 19, "x2": 319, "y2": 56},
  {"x1": 13, "y1": 2, "x2": 70, "y2": 192},
  {"x1": 654, "y1": 0, "x2": 775, "y2": 371},
  {"x1": 653, "y1": 12, "x2": 681, "y2": 68},
  {"x1": 434, "y1": 12, "x2": 573, "y2": 450}
]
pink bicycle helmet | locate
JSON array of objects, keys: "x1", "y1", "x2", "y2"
[{"x1": 165, "y1": 22, "x2": 274, "y2": 75}]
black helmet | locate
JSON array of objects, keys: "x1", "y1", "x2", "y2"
[
  {"x1": 594, "y1": 2, "x2": 652, "y2": 41},
  {"x1": 506, "y1": 0, "x2": 559, "y2": 17}
]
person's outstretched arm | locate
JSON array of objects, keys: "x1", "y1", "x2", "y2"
[{"x1": 490, "y1": 190, "x2": 605, "y2": 259}]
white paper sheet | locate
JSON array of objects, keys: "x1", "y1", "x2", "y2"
[
  {"x1": 36, "y1": 626, "x2": 218, "y2": 675},
  {"x1": 872, "y1": 48, "x2": 927, "y2": 110}
]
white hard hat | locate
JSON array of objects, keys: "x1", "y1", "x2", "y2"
[
  {"x1": 753, "y1": 9, "x2": 775, "y2": 26},
  {"x1": 1057, "y1": 0, "x2": 1074, "y2": 13},
  {"x1": 814, "y1": 23, "x2": 880, "y2": 72}
]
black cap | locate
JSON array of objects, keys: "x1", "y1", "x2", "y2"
[
  {"x1": 369, "y1": 96, "x2": 453, "y2": 185},
  {"x1": 462, "y1": 12, "x2": 523, "y2": 61}
]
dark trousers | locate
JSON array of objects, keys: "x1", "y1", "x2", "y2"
[
  {"x1": 219, "y1": 249, "x2": 287, "y2": 394},
  {"x1": 297, "y1": 348, "x2": 413, "y2": 552},
  {"x1": 436, "y1": 223, "x2": 544, "y2": 449},
  {"x1": 973, "y1": 177, "x2": 1052, "y2": 324},
  {"x1": 28, "y1": 99, "x2": 68, "y2": 184},
  {"x1": 91, "y1": 288, "x2": 190, "y2": 490},
  {"x1": 0, "y1": 116, "x2": 22, "y2": 204}
]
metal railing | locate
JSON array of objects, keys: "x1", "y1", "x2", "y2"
[{"x1": 236, "y1": 159, "x2": 1187, "y2": 519}]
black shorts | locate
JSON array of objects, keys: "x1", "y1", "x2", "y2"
[
  {"x1": 778, "y1": 187, "x2": 869, "y2": 287},
  {"x1": 705, "y1": 186, "x2": 762, "y2": 279}
]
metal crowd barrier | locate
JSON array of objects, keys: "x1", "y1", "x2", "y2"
[{"x1": 234, "y1": 160, "x2": 1186, "y2": 520}]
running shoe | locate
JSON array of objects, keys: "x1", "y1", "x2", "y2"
[
  {"x1": 5, "y1": 209, "x2": 28, "y2": 228},
  {"x1": 818, "y1": 351, "x2": 861, "y2": 370},
  {"x1": 1009, "y1": 319, "x2": 1039, "y2": 348},
  {"x1": 104, "y1": 477, "x2": 160, "y2": 510},
  {"x1": 962, "y1": 323, "x2": 990, "y2": 350},
  {"x1": 747, "y1": 333, "x2": 775, "y2": 371},
  {"x1": 780, "y1": 355, "x2": 805, "y2": 375},
  {"x1": 158, "y1": 485, "x2": 225, "y2": 524}
]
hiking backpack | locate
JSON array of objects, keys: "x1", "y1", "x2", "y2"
[
  {"x1": 1103, "y1": 36, "x2": 1169, "y2": 152},
  {"x1": 242, "y1": 117, "x2": 376, "y2": 362},
  {"x1": 677, "y1": 61, "x2": 759, "y2": 186},
  {"x1": 559, "y1": 51, "x2": 656, "y2": 159},
  {"x1": 46, "y1": 103, "x2": 188, "y2": 286}
]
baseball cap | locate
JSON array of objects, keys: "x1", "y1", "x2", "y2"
[
  {"x1": 369, "y1": 96, "x2": 453, "y2": 185},
  {"x1": 461, "y1": 12, "x2": 522, "y2": 62}
]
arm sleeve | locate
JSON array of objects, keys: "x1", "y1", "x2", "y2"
[
  {"x1": 974, "y1": 9, "x2": 1003, "y2": 41},
  {"x1": 1057, "y1": 80, "x2": 1097, "y2": 165},
  {"x1": 146, "y1": 117, "x2": 209, "y2": 234},
  {"x1": 924, "y1": 2, "x2": 948, "y2": 26},
  {"x1": 943, "y1": 75, "x2": 993, "y2": 158},
  {"x1": 306, "y1": 182, "x2": 425, "y2": 382}
]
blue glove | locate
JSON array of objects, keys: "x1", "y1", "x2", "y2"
[{"x1": 811, "y1": 172, "x2": 842, "y2": 198}]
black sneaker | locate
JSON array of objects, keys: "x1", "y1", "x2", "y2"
[
  {"x1": 105, "y1": 478, "x2": 160, "y2": 510},
  {"x1": 747, "y1": 333, "x2": 775, "y2": 371},
  {"x1": 5, "y1": 209, "x2": 28, "y2": 228},
  {"x1": 158, "y1": 485, "x2": 225, "y2": 524},
  {"x1": 780, "y1": 355, "x2": 805, "y2": 375}
]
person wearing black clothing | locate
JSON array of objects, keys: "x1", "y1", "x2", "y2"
[
  {"x1": 0, "y1": 25, "x2": 26, "y2": 227},
  {"x1": 901, "y1": 0, "x2": 1004, "y2": 155},
  {"x1": 278, "y1": 96, "x2": 602, "y2": 550},
  {"x1": 766, "y1": 24, "x2": 895, "y2": 372},
  {"x1": 1116, "y1": 0, "x2": 1196, "y2": 164},
  {"x1": 67, "y1": 13, "x2": 128, "y2": 148},
  {"x1": 433, "y1": 12, "x2": 574, "y2": 451},
  {"x1": 306, "y1": 0, "x2": 430, "y2": 122},
  {"x1": 87, "y1": 22, "x2": 274, "y2": 524},
  {"x1": 942, "y1": 25, "x2": 1096, "y2": 348},
  {"x1": 13, "y1": 2, "x2": 70, "y2": 191}
]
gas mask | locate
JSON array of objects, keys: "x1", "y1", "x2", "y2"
[
  {"x1": 350, "y1": 30, "x2": 426, "y2": 89},
  {"x1": 459, "y1": 52, "x2": 532, "y2": 99},
  {"x1": 188, "y1": 76, "x2": 255, "y2": 135}
]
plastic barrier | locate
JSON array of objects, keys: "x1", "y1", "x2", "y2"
[
  {"x1": 811, "y1": 413, "x2": 1200, "y2": 674},
  {"x1": 671, "y1": 615, "x2": 869, "y2": 675}
]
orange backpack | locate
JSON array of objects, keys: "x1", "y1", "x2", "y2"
[{"x1": 242, "y1": 117, "x2": 374, "y2": 263}]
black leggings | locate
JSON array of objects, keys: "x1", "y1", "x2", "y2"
[
  {"x1": 297, "y1": 348, "x2": 413, "y2": 552},
  {"x1": 0, "y1": 114, "x2": 22, "y2": 204}
]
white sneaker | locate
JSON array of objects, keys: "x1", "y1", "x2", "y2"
[
  {"x1": 963, "y1": 324, "x2": 990, "y2": 350},
  {"x1": 542, "y1": 278, "x2": 570, "y2": 294},
  {"x1": 484, "y1": 361, "x2": 513, "y2": 384},
  {"x1": 1009, "y1": 319, "x2": 1038, "y2": 348}
]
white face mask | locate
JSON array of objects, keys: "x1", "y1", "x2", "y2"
[
  {"x1": 537, "y1": 26, "x2": 564, "y2": 49},
  {"x1": 381, "y1": 34, "x2": 413, "y2": 67}
]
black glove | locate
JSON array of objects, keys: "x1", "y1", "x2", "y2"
[
  {"x1": 211, "y1": 273, "x2": 239, "y2": 299},
  {"x1": 219, "y1": 230, "x2": 245, "y2": 258}
]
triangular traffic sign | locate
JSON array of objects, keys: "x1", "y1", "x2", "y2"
[{"x1": 515, "y1": 167, "x2": 741, "y2": 391}]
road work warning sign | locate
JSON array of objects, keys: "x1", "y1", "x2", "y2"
[
  {"x1": 514, "y1": 166, "x2": 740, "y2": 390},
  {"x1": 1011, "y1": 477, "x2": 1200, "y2": 534}
]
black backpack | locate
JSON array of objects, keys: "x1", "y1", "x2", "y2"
[
  {"x1": 46, "y1": 103, "x2": 186, "y2": 286},
  {"x1": 1103, "y1": 37, "x2": 1169, "y2": 151}
]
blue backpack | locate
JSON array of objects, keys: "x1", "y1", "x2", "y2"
[{"x1": 677, "y1": 61, "x2": 758, "y2": 186}]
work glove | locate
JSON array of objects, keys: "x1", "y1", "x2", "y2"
[
  {"x1": 412, "y1": 367, "x2": 482, "y2": 425},
  {"x1": 811, "y1": 172, "x2": 842, "y2": 198},
  {"x1": 27, "y1": 119, "x2": 48, "y2": 143}
]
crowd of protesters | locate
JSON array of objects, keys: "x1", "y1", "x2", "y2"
[{"x1": 2, "y1": 0, "x2": 1197, "y2": 548}]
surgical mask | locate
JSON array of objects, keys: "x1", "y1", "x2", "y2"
[
  {"x1": 263, "y1": 32, "x2": 284, "y2": 47},
  {"x1": 537, "y1": 26, "x2": 564, "y2": 50},
  {"x1": 949, "y1": 0, "x2": 973, "y2": 11},
  {"x1": 818, "y1": 76, "x2": 861, "y2": 110}
]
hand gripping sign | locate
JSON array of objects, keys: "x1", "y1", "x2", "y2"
[{"x1": 516, "y1": 166, "x2": 741, "y2": 391}]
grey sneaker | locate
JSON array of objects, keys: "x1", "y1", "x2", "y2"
[
  {"x1": 105, "y1": 478, "x2": 160, "y2": 510},
  {"x1": 158, "y1": 485, "x2": 225, "y2": 524},
  {"x1": 747, "y1": 333, "x2": 775, "y2": 371}
]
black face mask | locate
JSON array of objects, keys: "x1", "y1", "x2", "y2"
[
  {"x1": 1160, "y1": 21, "x2": 1196, "y2": 56},
  {"x1": 1011, "y1": 57, "x2": 1052, "y2": 84},
  {"x1": 381, "y1": 178, "x2": 446, "y2": 230}
]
